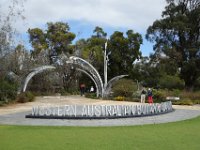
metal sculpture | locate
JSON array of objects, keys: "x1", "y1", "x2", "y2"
[
  {"x1": 20, "y1": 65, "x2": 56, "y2": 93},
  {"x1": 20, "y1": 40, "x2": 128, "y2": 98}
]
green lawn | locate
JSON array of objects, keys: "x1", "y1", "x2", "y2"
[{"x1": 0, "y1": 117, "x2": 200, "y2": 150}]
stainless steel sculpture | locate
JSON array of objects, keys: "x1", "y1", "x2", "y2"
[
  {"x1": 20, "y1": 40, "x2": 128, "y2": 98},
  {"x1": 76, "y1": 68, "x2": 100, "y2": 97},
  {"x1": 21, "y1": 65, "x2": 56, "y2": 93}
]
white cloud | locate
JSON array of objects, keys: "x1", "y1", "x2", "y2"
[
  {"x1": 0, "y1": 0, "x2": 167, "y2": 56},
  {"x1": 1, "y1": 0, "x2": 166, "y2": 33}
]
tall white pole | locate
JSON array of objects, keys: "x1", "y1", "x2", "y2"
[{"x1": 104, "y1": 39, "x2": 108, "y2": 89}]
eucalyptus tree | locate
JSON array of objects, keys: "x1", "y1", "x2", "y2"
[
  {"x1": 81, "y1": 26, "x2": 107, "y2": 76},
  {"x1": 0, "y1": 0, "x2": 27, "y2": 102},
  {"x1": 28, "y1": 22, "x2": 76, "y2": 92},
  {"x1": 28, "y1": 22, "x2": 76, "y2": 64},
  {"x1": 80, "y1": 27, "x2": 142, "y2": 84},
  {"x1": 108, "y1": 30, "x2": 142, "y2": 78},
  {"x1": 0, "y1": 0, "x2": 25, "y2": 58},
  {"x1": 146, "y1": 0, "x2": 200, "y2": 90}
]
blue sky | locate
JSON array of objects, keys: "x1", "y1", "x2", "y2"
[
  {"x1": 1, "y1": 0, "x2": 166, "y2": 56},
  {"x1": 68, "y1": 20, "x2": 154, "y2": 56}
]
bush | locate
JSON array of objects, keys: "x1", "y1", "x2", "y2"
[
  {"x1": 114, "y1": 96, "x2": 125, "y2": 101},
  {"x1": 172, "y1": 99, "x2": 193, "y2": 105},
  {"x1": 152, "y1": 89, "x2": 167, "y2": 102},
  {"x1": 159, "y1": 75, "x2": 185, "y2": 90},
  {"x1": 192, "y1": 100, "x2": 200, "y2": 104},
  {"x1": 0, "y1": 79, "x2": 18, "y2": 103},
  {"x1": 85, "y1": 93, "x2": 98, "y2": 99},
  {"x1": 179, "y1": 91, "x2": 200, "y2": 100},
  {"x1": 60, "y1": 89, "x2": 79, "y2": 96},
  {"x1": 16, "y1": 92, "x2": 35, "y2": 103},
  {"x1": 112, "y1": 79, "x2": 137, "y2": 98},
  {"x1": 148, "y1": 89, "x2": 200, "y2": 105}
]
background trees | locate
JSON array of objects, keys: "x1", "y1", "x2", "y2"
[
  {"x1": 108, "y1": 30, "x2": 142, "y2": 78},
  {"x1": 146, "y1": 0, "x2": 200, "y2": 90},
  {"x1": 1, "y1": 0, "x2": 200, "y2": 100},
  {"x1": 76, "y1": 26, "x2": 143, "y2": 89},
  {"x1": 0, "y1": 0, "x2": 29, "y2": 103},
  {"x1": 27, "y1": 22, "x2": 77, "y2": 93},
  {"x1": 81, "y1": 26, "x2": 107, "y2": 76},
  {"x1": 28, "y1": 22, "x2": 76, "y2": 64}
]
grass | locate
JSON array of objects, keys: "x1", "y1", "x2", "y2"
[{"x1": 0, "y1": 117, "x2": 200, "y2": 150}]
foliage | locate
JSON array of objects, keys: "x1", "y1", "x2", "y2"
[
  {"x1": 81, "y1": 27, "x2": 106, "y2": 73},
  {"x1": 114, "y1": 96, "x2": 125, "y2": 101},
  {"x1": 172, "y1": 99, "x2": 194, "y2": 105},
  {"x1": 151, "y1": 89, "x2": 200, "y2": 104},
  {"x1": 60, "y1": 88, "x2": 79, "y2": 96},
  {"x1": 179, "y1": 91, "x2": 200, "y2": 100},
  {"x1": 28, "y1": 72, "x2": 57, "y2": 93},
  {"x1": 132, "y1": 58, "x2": 185, "y2": 90},
  {"x1": 1, "y1": 116, "x2": 200, "y2": 150},
  {"x1": 16, "y1": 92, "x2": 35, "y2": 103},
  {"x1": 146, "y1": 0, "x2": 200, "y2": 90},
  {"x1": 28, "y1": 22, "x2": 76, "y2": 63},
  {"x1": 0, "y1": 0, "x2": 28, "y2": 96},
  {"x1": 28, "y1": 22, "x2": 79, "y2": 93},
  {"x1": 152, "y1": 89, "x2": 167, "y2": 102},
  {"x1": 108, "y1": 30, "x2": 142, "y2": 78},
  {"x1": 0, "y1": 79, "x2": 18, "y2": 103},
  {"x1": 0, "y1": 0, "x2": 25, "y2": 57},
  {"x1": 159, "y1": 75, "x2": 185, "y2": 90},
  {"x1": 131, "y1": 90, "x2": 141, "y2": 101},
  {"x1": 131, "y1": 57, "x2": 162, "y2": 88},
  {"x1": 85, "y1": 93, "x2": 98, "y2": 99},
  {"x1": 112, "y1": 79, "x2": 137, "y2": 98},
  {"x1": 77, "y1": 27, "x2": 143, "y2": 88}
]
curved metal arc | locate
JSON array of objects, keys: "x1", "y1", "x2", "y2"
[
  {"x1": 22, "y1": 65, "x2": 56, "y2": 92},
  {"x1": 66, "y1": 61, "x2": 103, "y2": 96},
  {"x1": 76, "y1": 68, "x2": 99, "y2": 97},
  {"x1": 69, "y1": 56, "x2": 104, "y2": 96},
  {"x1": 104, "y1": 75, "x2": 128, "y2": 96},
  {"x1": 70, "y1": 57, "x2": 103, "y2": 88}
]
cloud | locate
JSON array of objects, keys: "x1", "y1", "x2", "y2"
[
  {"x1": 0, "y1": 0, "x2": 167, "y2": 56},
  {"x1": 1, "y1": 0, "x2": 166, "y2": 33}
]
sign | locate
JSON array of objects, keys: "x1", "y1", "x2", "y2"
[{"x1": 26, "y1": 101, "x2": 173, "y2": 119}]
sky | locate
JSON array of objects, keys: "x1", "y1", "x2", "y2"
[{"x1": 1, "y1": 0, "x2": 167, "y2": 56}]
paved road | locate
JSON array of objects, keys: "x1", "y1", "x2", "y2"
[{"x1": 0, "y1": 96, "x2": 200, "y2": 126}]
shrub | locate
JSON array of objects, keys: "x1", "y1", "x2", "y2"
[
  {"x1": 152, "y1": 89, "x2": 167, "y2": 102},
  {"x1": 114, "y1": 96, "x2": 125, "y2": 101},
  {"x1": 112, "y1": 79, "x2": 137, "y2": 98},
  {"x1": 16, "y1": 92, "x2": 35, "y2": 103},
  {"x1": 0, "y1": 79, "x2": 18, "y2": 103},
  {"x1": 61, "y1": 88, "x2": 79, "y2": 96},
  {"x1": 172, "y1": 99, "x2": 193, "y2": 105},
  {"x1": 179, "y1": 91, "x2": 200, "y2": 100},
  {"x1": 192, "y1": 100, "x2": 200, "y2": 104},
  {"x1": 159, "y1": 75, "x2": 185, "y2": 90},
  {"x1": 85, "y1": 93, "x2": 98, "y2": 99},
  {"x1": 149, "y1": 89, "x2": 200, "y2": 105}
]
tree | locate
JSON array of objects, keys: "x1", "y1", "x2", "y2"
[
  {"x1": 93, "y1": 26, "x2": 107, "y2": 38},
  {"x1": 0, "y1": 0, "x2": 27, "y2": 103},
  {"x1": 0, "y1": 0, "x2": 27, "y2": 77},
  {"x1": 79, "y1": 27, "x2": 142, "y2": 84},
  {"x1": 28, "y1": 22, "x2": 76, "y2": 63},
  {"x1": 146, "y1": 0, "x2": 200, "y2": 90},
  {"x1": 133, "y1": 57, "x2": 162, "y2": 88},
  {"x1": 28, "y1": 22, "x2": 77, "y2": 93},
  {"x1": 81, "y1": 26, "x2": 107, "y2": 75},
  {"x1": 0, "y1": 0, "x2": 25, "y2": 57},
  {"x1": 108, "y1": 30, "x2": 142, "y2": 78}
]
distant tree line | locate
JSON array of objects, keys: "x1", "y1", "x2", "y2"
[{"x1": 0, "y1": 0, "x2": 200, "y2": 102}]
